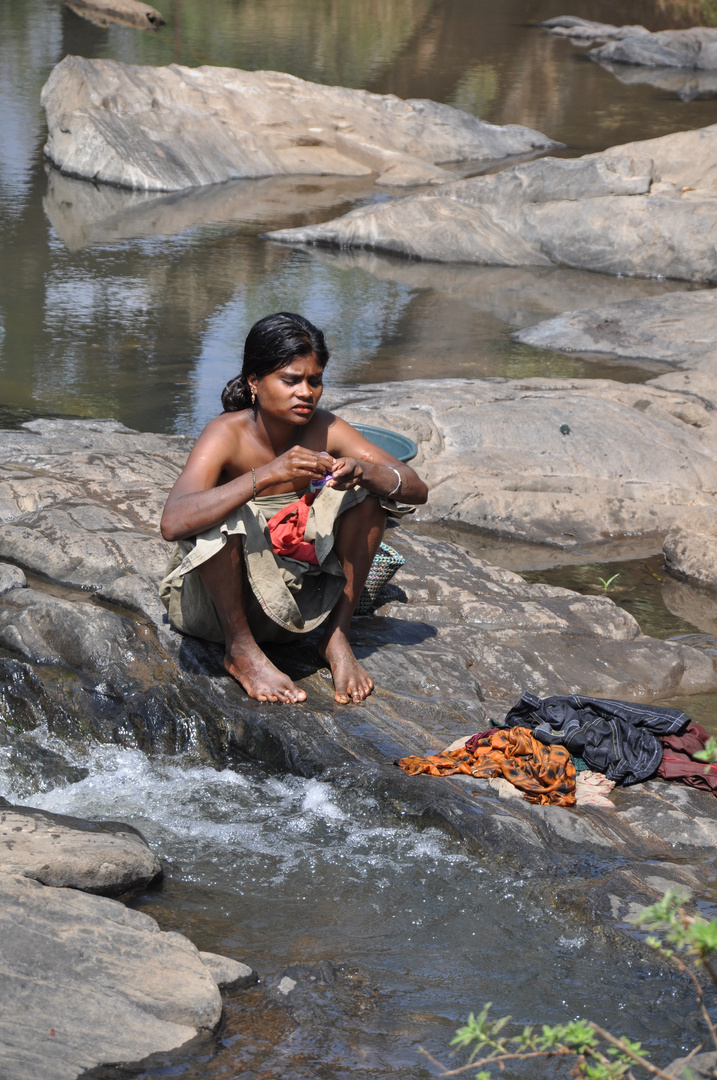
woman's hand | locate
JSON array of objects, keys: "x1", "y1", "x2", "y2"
[
  {"x1": 325, "y1": 457, "x2": 364, "y2": 490},
  {"x1": 261, "y1": 447, "x2": 335, "y2": 489}
]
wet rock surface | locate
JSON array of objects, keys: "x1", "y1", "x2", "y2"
[
  {"x1": 4, "y1": 418, "x2": 717, "y2": 1075},
  {"x1": 1, "y1": 418, "x2": 716, "y2": 875},
  {"x1": 0, "y1": 872, "x2": 223, "y2": 1080},
  {"x1": 0, "y1": 799, "x2": 162, "y2": 895},
  {"x1": 40, "y1": 55, "x2": 558, "y2": 192},
  {"x1": 267, "y1": 125, "x2": 717, "y2": 283}
]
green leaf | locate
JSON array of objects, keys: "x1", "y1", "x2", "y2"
[{"x1": 694, "y1": 736, "x2": 717, "y2": 763}]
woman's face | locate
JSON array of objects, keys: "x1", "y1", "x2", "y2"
[{"x1": 250, "y1": 352, "x2": 324, "y2": 424}]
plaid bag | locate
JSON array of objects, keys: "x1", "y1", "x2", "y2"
[{"x1": 355, "y1": 542, "x2": 405, "y2": 615}]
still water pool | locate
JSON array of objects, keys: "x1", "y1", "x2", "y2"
[{"x1": 1, "y1": 0, "x2": 714, "y2": 434}]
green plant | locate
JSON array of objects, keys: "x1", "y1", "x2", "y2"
[
  {"x1": 597, "y1": 573, "x2": 620, "y2": 594},
  {"x1": 423, "y1": 892, "x2": 717, "y2": 1079}
]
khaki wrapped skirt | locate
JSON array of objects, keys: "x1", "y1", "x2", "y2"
[{"x1": 160, "y1": 485, "x2": 405, "y2": 645}]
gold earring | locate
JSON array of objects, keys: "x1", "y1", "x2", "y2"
[{"x1": 251, "y1": 389, "x2": 256, "y2": 407}]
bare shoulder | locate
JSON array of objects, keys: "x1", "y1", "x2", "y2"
[{"x1": 183, "y1": 411, "x2": 249, "y2": 471}]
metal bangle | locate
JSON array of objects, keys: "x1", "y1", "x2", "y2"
[
  {"x1": 252, "y1": 468, "x2": 257, "y2": 499},
  {"x1": 386, "y1": 466, "x2": 402, "y2": 498}
]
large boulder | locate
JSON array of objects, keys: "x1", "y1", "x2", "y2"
[
  {"x1": 267, "y1": 125, "x2": 717, "y2": 283},
  {"x1": 664, "y1": 508, "x2": 717, "y2": 592},
  {"x1": 327, "y1": 376, "x2": 717, "y2": 547},
  {"x1": 40, "y1": 55, "x2": 559, "y2": 192},
  {"x1": 0, "y1": 800, "x2": 162, "y2": 895},
  {"x1": 506, "y1": 287, "x2": 717, "y2": 583},
  {"x1": 514, "y1": 288, "x2": 717, "y2": 369},
  {"x1": 0, "y1": 872, "x2": 223, "y2": 1080}
]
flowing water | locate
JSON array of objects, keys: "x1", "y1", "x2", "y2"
[
  {"x1": 3, "y1": 0, "x2": 717, "y2": 1074},
  {"x1": 0, "y1": 741, "x2": 707, "y2": 1077}
]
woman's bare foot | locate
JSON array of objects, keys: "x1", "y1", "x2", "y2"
[
  {"x1": 319, "y1": 627, "x2": 374, "y2": 704},
  {"x1": 224, "y1": 639, "x2": 306, "y2": 703}
]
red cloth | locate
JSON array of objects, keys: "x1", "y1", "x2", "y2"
[
  {"x1": 266, "y1": 494, "x2": 319, "y2": 565},
  {"x1": 657, "y1": 721, "x2": 717, "y2": 793}
]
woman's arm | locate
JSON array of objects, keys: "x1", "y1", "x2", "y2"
[
  {"x1": 326, "y1": 417, "x2": 428, "y2": 504},
  {"x1": 160, "y1": 419, "x2": 336, "y2": 542},
  {"x1": 160, "y1": 420, "x2": 249, "y2": 542}
]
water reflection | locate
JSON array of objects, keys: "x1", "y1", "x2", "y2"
[{"x1": 3, "y1": 0, "x2": 717, "y2": 435}]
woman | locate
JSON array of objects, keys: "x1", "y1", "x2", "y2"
[{"x1": 160, "y1": 312, "x2": 428, "y2": 705}]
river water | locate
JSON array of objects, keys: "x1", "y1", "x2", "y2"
[{"x1": 3, "y1": 0, "x2": 717, "y2": 1074}]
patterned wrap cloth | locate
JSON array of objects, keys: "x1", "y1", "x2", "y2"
[{"x1": 397, "y1": 726, "x2": 576, "y2": 806}]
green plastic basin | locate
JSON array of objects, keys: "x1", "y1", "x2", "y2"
[{"x1": 353, "y1": 423, "x2": 418, "y2": 463}]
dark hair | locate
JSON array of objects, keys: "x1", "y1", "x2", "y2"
[{"x1": 221, "y1": 312, "x2": 330, "y2": 412}]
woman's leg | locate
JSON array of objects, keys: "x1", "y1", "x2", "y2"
[
  {"x1": 196, "y1": 534, "x2": 307, "y2": 704},
  {"x1": 319, "y1": 495, "x2": 387, "y2": 704}
]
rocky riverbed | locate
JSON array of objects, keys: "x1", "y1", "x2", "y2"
[
  {"x1": 3, "y1": 411, "x2": 717, "y2": 1073},
  {"x1": 0, "y1": 798, "x2": 256, "y2": 1080},
  {"x1": 1, "y1": 414, "x2": 716, "y2": 858}
]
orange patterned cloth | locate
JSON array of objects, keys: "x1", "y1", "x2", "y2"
[{"x1": 397, "y1": 726, "x2": 576, "y2": 806}]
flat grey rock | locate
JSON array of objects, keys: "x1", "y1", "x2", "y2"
[
  {"x1": 510, "y1": 289, "x2": 717, "y2": 571},
  {"x1": 0, "y1": 561, "x2": 26, "y2": 596},
  {"x1": 0, "y1": 800, "x2": 162, "y2": 895},
  {"x1": 0, "y1": 872, "x2": 222, "y2": 1080},
  {"x1": 514, "y1": 289, "x2": 717, "y2": 369},
  {"x1": 199, "y1": 951, "x2": 257, "y2": 989},
  {"x1": 543, "y1": 16, "x2": 717, "y2": 70},
  {"x1": 593, "y1": 26, "x2": 717, "y2": 70},
  {"x1": 267, "y1": 125, "x2": 717, "y2": 283},
  {"x1": 40, "y1": 55, "x2": 559, "y2": 192},
  {"x1": 664, "y1": 508, "x2": 717, "y2": 591},
  {"x1": 327, "y1": 375, "x2": 717, "y2": 547}
]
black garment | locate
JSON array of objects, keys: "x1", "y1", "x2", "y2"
[{"x1": 503, "y1": 692, "x2": 690, "y2": 785}]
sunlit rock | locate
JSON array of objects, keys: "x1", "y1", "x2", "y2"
[
  {"x1": 505, "y1": 285, "x2": 717, "y2": 588},
  {"x1": 664, "y1": 508, "x2": 717, "y2": 592},
  {"x1": 329, "y1": 374, "x2": 717, "y2": 549},
  {"x1": 0, "y1": 873, "x2": 221, "y2": 1080},
  {"x1": 64, "y1": 0, "x2": 165, "y2": 31},
  {"x1": 267, "y1": 126, "x2": 717, "y2": 283},
  {"x1": 542, "y1": 16, "x2": 717, "y2": 70},
  {"x1": 0, "y1": 800, "x2": 162, "y2": 895},
  {"x1": 40, "y1": 55, "x2": 560, "y2": 192}
]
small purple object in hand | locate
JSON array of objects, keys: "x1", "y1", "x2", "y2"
[{"x1": 309, "y1": 473, "x2": 332, "y2": 493}]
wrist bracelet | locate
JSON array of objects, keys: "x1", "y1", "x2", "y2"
[
  {"x1": 386, "y1": 466, "x2": 402, "y2": 498},
  {"x1": 252, "y1": 468, "x2": 257, "y2": 499}
]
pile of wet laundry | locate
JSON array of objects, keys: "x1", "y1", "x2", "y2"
[{"x1": 396, "y1": 693, "x2": 717, "y2": 808}]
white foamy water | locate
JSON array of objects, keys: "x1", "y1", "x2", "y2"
[{"x1": 1, "y1": 728, "x2": 701, "y2": 1076}]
